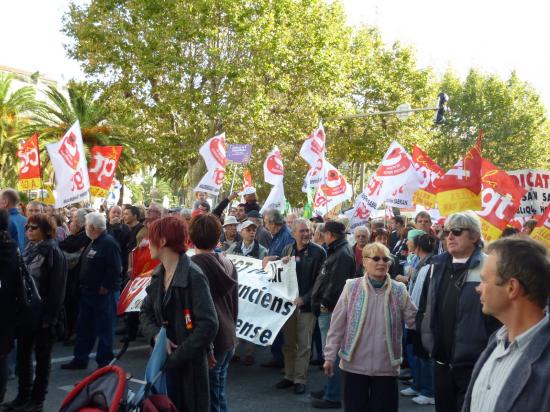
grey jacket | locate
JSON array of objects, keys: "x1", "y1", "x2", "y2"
[{"x1": 462, "y1": 317, "x2": 550, "y2": 412}]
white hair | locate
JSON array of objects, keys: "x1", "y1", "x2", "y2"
[{"x1": 85, "y1": 212, "x2": 107, "y2": 231}]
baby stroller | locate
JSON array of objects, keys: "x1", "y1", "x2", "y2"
[{"x1": 59, "y1": 342, "x2": 176, "y2": 411}]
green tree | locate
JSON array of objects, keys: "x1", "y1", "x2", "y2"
[{"x1": 0, "y1": 73, "x2": 39, "y2": 186}]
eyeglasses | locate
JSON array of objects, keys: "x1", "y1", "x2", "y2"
[
  {"x1": 443, "y1": 228, "x2": 468, "y2": 237},
  {"x1": 363, "y1": 256, "x2": 391, "y2": 263},
  {"x1": 25, "y1": 224, "x2": 39, "y2": 231}
]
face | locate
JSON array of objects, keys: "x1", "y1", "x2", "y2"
[
  {"x1": 476, "y1": 252, "x2": 509, "y2": 316},
  {"x1": 322, "y1": 230, "x2": 335, "y2": 245},
  {"x1": 389, "y1": 218, "x2": 397, "y2": 231},
  {"x1": 406, "y1": 238, "x2": 415, "y2": 253},
  {"x1": 415, "y1": 216, "x2": 431, "y2": 232},
  {"x1": 109, "y1": 207, "x2": 122, "y2": 223},
  {"x1": 293, "y1": 223, "x2": 311, "y2": 246},
  {"x1": 198, "y1": 204, "x2": 209, "y2": 214},
  {"x1": 375, "y1": 234, "x2": 388, "y2": 246},
  {"x1": 146, "y1": 207, "x2": 162, "y2": 220},
  {"x1": 25, "y1": 222, "x2": 44, "y2": 242},
  {"x1": 149, "y1": 240, "x2": 160, "y2": 259},
  {"x1": 26, "y1": 204, "x2": 43, "y2": 217},
  {"x1": 196, "y1": 192, "x2": 206, "y2": 201},
  {"x1": 522, "y1": 225, "x2": 533, "y2": 235},
  {"x1": 241, "y1": 225, "x2": 257, "y2": 243},
  {"x1": 44, "y1": 205, "x2": 54, "y2": 216},
  {"x1": 123, "y1": 209, "x2": 137, "y2": 225},
  {"x1": 285, "y1": 214, "x2": 296, "y2": 228},
  {"x1": 363, "y1": 250, "x2": 391, "y2": 279},
  {"x1": 354, "y1": 230, "x2": 369, "y2": 248},
  {"x1": 445, "y1": 227, "x2": 478, "y2": 258},
  {"x1": 224, "y1": 224, "x2": 237, "y2": 238},
  {"x1": 0, "y1": 195, "x2": 8, "y2": 209},
  {"x1": 236, "y1": 206, "x2": 246, "y2": 219},
  {"x1": 263, "y1": 218, "x2": 278, "y2": 235},
  {"x1": 244, "y1": 193, "x2": 256, "y2": 203},
  {"x1": 228, "y1": 207, "x2": 237, "y2": 217}
]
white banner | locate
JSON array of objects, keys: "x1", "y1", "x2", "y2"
[
  {"x1": 299, "y1": 121, "x2": 326, "y2": 168},
  {"x1": 121, "y1": 254, "x2": 299, "y2": 346},
  {"x1": 260, "y1": 182, "x2": 286, "y2": 214},
  {"x1": 194, "y1": 133, "x2": 227, "y2": 195},
  {"x1": 46, "y1": 120, "x2": 90, "y2": 208},
  {"x1": 195, "y1": 168, "x2": 226, "y2": 196},
  {"x1": 507, "y1": 170, "x2": 550, "y2": 216},
  {"x1": 263, "y1": 146, "x2": 284, "y2": 186},
  {"x1": 312, "y1": 161, "x2": 352, "y2": 216}
]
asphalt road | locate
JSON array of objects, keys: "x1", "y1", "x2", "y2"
[{"x1": 3, "y1": 336, "x2": 435, "y2": 411}]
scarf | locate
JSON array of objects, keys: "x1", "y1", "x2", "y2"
[
  {"x1": 23, "y1": 240, "x2": 48, "y2": 278},
  {"x1": 339, "y1": 275, "x2": 407, "y2": 366}
]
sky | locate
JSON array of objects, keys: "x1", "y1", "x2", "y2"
[{"x1": 1, "y1": 0, "x2": 549, "y2": 109}]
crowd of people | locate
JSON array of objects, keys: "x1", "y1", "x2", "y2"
[{"x1": 0, "y1": 185, "x2": 549, "y2": 412}]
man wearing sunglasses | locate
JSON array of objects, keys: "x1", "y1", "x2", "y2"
[{"x1": 427, "y1": 211, "x2": 500, "y2": 412}]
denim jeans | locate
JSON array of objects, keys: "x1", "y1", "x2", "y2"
[
  {"x1": 209, "y1": 347, "x2": 235, "y2": 412},
  {"x1": 74, "y1": 290, "x2": 118, "y2": 367},
  {"x1": 412, "y1": 358, "x2": 434, "y2": 397},
  {"x1": 318, "y1": 312, "x2": 341, "y2": 402}
]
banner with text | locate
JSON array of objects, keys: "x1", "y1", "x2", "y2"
[
  {"x1": 507, "y1": 170, "x2": 550, "y2": 217},
  {"x1": 17, "y1": 133, "x2": 42, "y2": 190}
]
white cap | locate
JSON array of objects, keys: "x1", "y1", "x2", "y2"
[
  {"x1": 223, "y1": 216, "x2": 239, "y2": 226},
  {"x1": 240, "y1": 186, "x2": 256, "y2": 196},
  {"x1": 238, "y1": 220, "x2": 258, "y2": 232}
]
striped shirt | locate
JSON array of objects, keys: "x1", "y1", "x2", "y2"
[{"x1": 470, "y1": 315, "x2": 548, "y2": 412}]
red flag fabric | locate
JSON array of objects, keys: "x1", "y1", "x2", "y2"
[
  {"x1": 434, "y1": 142, "x2": 482, "y2": 215},
  {"x1": 412, "y1": 145, "x2": 445, "y2": 208},
  {"x1": 17, "y1": 133, "x2": 42, "y2": 190},
  {"x1": 476, "y1": 159, "x2": 527, "y2": 241},
  {"x1": 88, "y1": 146, "x2": 123, "y2": 198}
]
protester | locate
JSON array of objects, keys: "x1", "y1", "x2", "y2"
[
  {"x1": 312, "y1": 223, "x2": 325, "y2": 247},
  {"x1": 235, "y1": 204, "x2": 247, "y2": 222},
  {"x1": 310, "y1": 220, "x2": 356, "y2": 409},
  {"x1": 192, "y1": 191, "x2": 208, "y2": 210},
  {"x1": 351, "y1": 226, "x2": 370, "y2": 275},
  {"x1": 140, "y1": 216, "x2": 218, "y2": 412},
  {"x1": 0, "y1": 210, "x2": 20, "y2": 405},
  {"x1": 180, "y1": 208, "x2": 192, "y2": 224},
  {"x1": 190, "y1": 214, "x2": 238, "y2": 412},
  {"x1": 414, "y1": 211, "x2": 432, "y2": 233},
  {"x1": 25, "y1": 201, "x2": 44, "y2": 218},
  {"x1": 261, "y1": 208, "x2": 295, "y2": 369},
  {"x1": 400, "y1": 233, "x2": 437, "y2": 405},
  {"x1": 246, "y1": 210, "x2": 272, "y2": 249},
  {"x1": 59, "y1": 208, "x2": 93, "y2": 344},
  {"x1": 369, "y1": 227, "x2": 390, "y2": 247},
  {"x1": 323, "y1": 242, "x2": 417, "y2": 412},
  {"x1": 427, "y1": 211, "x2": 500, "y2": 412},
  {"x1": 241, "y1": 187, "x2": 261, "y2": 213},
  {"x1": 464, "y1": 237, "x2": 550, "y2": 412},
  {"x1": 220, "y1": 216, "x2": 240, "y2": 251},
  {"x1": 388, "y1": 215, "x2": 406, "y2": 252},
  {"x1": 107, "y1": 205, "x2": 131, "y2": 281},
  {"x1": 212, "y1": 192, "x2": 238, "y2": 217},
  {"x1": 123, "y1": 205, "x2": 144, "y2": 253},
  {"x1": 0, "y1": 188, "x2": 27, "y2": 251},
  {"x1": 4, "y1": 215, "x2": 68, "y2": 412},
  {"x1": 276, "y1": 219, "x2": 326, "y2": 394},
  {"x1": 521, "y1": 218, "x2": 537, "y2": 236},
  {"x1": 61, "y1": 212, "x2": 122, "y2": 370},
  {"x1": 226, "y1": 220, "x2": 268, "y2": 260},
  {"x1": 285, "y1": 213, "x2": 298, "y2": 228}
]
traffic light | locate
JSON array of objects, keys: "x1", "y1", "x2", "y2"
[{"x1": 434, "y1": 92, "x2": 449, "y2": 124}]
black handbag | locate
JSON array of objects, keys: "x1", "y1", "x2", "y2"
[{"x1": 17, "y1": 250, "x2": 43, "y2": 327}]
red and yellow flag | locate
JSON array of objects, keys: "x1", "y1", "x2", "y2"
[
  {"x1": 17, "y1": 133, "x2": 42, "y2": 190},
  {"x1": 531, "y1": 207, "x2": 550, "y2": 249},
  {"x1": 88, "y1": 146, "x2": 123, "y2": 198},
  {"x1": 434, "y1": 142, "x2": 482, "y2": 215},
  {"x1": 412, "y1": 145, "x2": 445, "y2": 208},
  {"x1": 476, "y1": 159, "x2": 527, "y2": 242}
]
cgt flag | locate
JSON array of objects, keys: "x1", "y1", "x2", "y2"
[
  {"x1": 434, "y1": 142, "x2": 482, "y2": 216},
  {"x1": 412, "y1": 145, "x2": 445, "y2": 208},
  {"x1": 531, "y1": 206, "x2": 550, "y2": 249},
  {"x1": 194, "y1": 133, "x2": 227, "y2": 196},
  {"x1": 263, "y1": 146, "x2": 284, "y2": 186},
  {"x1": 476, "y1": 159, "x2": 527, "y2": 242},
  {"x1": 88, "y1": 146, "x2": 123, "y2": 199},
  {"x1": 46, "y1": 120, "x2": 90, "y2": 208},
  {"x1": 300, "y1": 121, "x2": 326, "y2": 168},
  {"x1": 17, "y1": 133, "x2": 42, "y2": 191},
  {"x1": 313, "y1": 161, "x2": 352, "y2": 217}
]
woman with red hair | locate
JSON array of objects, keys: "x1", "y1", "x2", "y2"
[{"x1": 140, "y1": 216, "x2": 218, "y2": 412}]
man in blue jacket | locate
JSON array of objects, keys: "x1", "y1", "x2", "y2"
[
  {"x1": 0, "y1": 188, "x2": 27, "y2": 250},
  {"x1": 428, "y1": 211, "x2": 500, "y2": 412},
  {"x1": 61, "y1": 212, "x2": 122, "y2": 369},
  {"x1": 463, "y1": 236, "x2": 550, "y2": 412}
]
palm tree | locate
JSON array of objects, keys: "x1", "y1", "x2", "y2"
[{"x1": 0, "y1": 73, "x2": 39, "y2": 186}]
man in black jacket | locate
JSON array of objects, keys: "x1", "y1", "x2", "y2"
[
  {"x1": 61, "y1": 212, "x2": 122, "y2": 370},
  {"x1": 276, "y1": 219, "x2": 326, "y2": 395},
  {"x1": 311, "y1": 220, "x2": 356, "y2": 409},
  {"x1": 428, "y1": 211, "x2": 500, "y2": 412},
  {"x1": 107, "y1": 205, "x2": 131, "y2": 283}
]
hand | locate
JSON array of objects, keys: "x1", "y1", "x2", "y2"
[
  {"x1": 323, "y1": 360, "x2": 334, "y2": 377},
  {"x1": 229, "y1": 192, "x2": 239, "y2": 201},
  {"x1": 208, "y1": 352, "x2": 217, "y2": 369},
  {"x1": 98, "y1": 286, "x2": 109, "y2": 295},
  {"x1": 262, "y1": 256, "x2": 276, "y2": 269},
  {"x1": 281, "y1": 256, "x2": 291, "y2": 264},
  {"x1": 395, "y1": 275, "x2": 408, "y2": 284},
  {"x1": 293, "y1": 297, "x2": 304, "y2": 307},
  {"x1": 166, "y1": 338, "x2": 177, "y2": 355},
  {"x1": 111, "y1": 217, "x2": 121, "y2": 225}
]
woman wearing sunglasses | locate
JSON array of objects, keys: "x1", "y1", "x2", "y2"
[
  {"x1": 2, "y1": 214, "x2": 67, "y2": 412},
  {"x1": 323, "y1": 242, "x2": 417, "y2": 412}
]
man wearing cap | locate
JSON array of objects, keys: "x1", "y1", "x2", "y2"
[
  {"x1": 427, "y1": 211, "x2": 500, "y2": 412},
  {"x1": 275, "y1": 219, "x2": 327, "y2": 394},
  {"x1": 220, "y1": 216, "x2": 241, "y2": 252},
  {"x1": 247, "y1": 210, "x2": 272, "y2": 249},
  {"x1": 226, "y1": 220, "x2": 268, "y2": 259},
  {"x1": 311, "y1": 220, "x2": 356, "y2": 409},
  {"x1": 242, "y1": 186, "x2": 261, "y2": 214}
]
